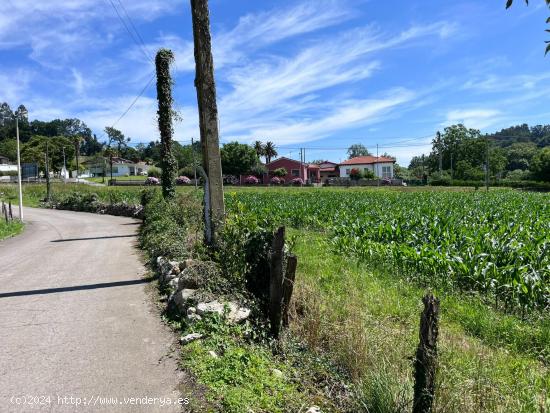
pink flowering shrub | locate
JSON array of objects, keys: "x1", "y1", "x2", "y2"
[
  {"x1": 291, "y1": 177, "x2": 304, "y2": 186},
  {"x1": 176, "y1": 176, "x2": 192, "y2": 185},
  {"x1": 145, "y1": 177, "x2": 160, "y2": 186},
  {"x1": 270, "y1": 176, "x2": 282, "y2": 185},
  {"x1": 244, "y1": 175, "x2": 260, "y2": 185}
]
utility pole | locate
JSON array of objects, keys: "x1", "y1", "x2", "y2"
[
  {"x1": 45, "y1": 141, "x2": 51, "y2": 202},
  {"x1": 450, "y1": 152, "x2": 454, "y2": 186},
  {"x1": 191, "y1": 0, "x2": 225, "y2": 244},
  {"x1": 376, "y1": 143, "x2": 380, "y2": 186},
  {"x1": 75, "y1": 138, "x2": 80, "y2": 182},
  {"x1": 436, "y1": 131, "x2": 443, "y2": 173},
  {"x1": 191, "y1": 137, "x2": 198, "y2": 189},
  {"x1": 485, "y1": 138, "x2": 490, "y2": 192},
  {"x1": 15, "y1": 116, "x2": 24, "y2": 221},
  {"x1": 62, "y1": 146, "x2": 67, "y2": 184}
]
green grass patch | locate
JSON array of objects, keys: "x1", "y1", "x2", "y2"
[
  {"x1": 0, "y1": 219, "x2": 24, "y2": 240},
  {"x1": 290, "y1": 231, "x2": 549, "y2": 412}
]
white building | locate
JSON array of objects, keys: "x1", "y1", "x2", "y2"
[
  {"x1": 339, "y1": 156, "x2": 395, "y2": 179},
  {"x1": 0, "y1": 155, "x2": 17, "y2": 174},
  {"x1": 82, "y1": 157, "x2": 150, "y2": 177}
]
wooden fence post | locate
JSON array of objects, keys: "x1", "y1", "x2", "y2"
[
  {"x1": 8, "y1": 201, "x2": 13, "y2": 220},
  {"x1": 269, "y1": 227, "x2": 285, "y2": 337},
  {"x1": 413, "y1": 294, "x2": 440, "y2": 413},
  {"x1": 3, "y1": 202, "x2": 8, "y2": 224},
  {"x1": 269, "y1": 226, "x2": 298, "y2": 337}
]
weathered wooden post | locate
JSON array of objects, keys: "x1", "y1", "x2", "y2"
[
  {"x1": 3, "y1": 202, "x2": 8, "y2": 224},
  {"x1": 190, "y1": 0, "x2": 225, "y2": 244},
  {"x1": 269, "y1": 227, "x2": 285, "y2": 337},
  {"x1": 45, "y1": 141, "x2": 51, "y2": 202},
  {"x1": 268, "y1": 227, "x2": 298, "y2": 337},
  {"x1": 8, "y1": 201, "x2": 13, "y2": 221},
  {"x1": 413, "y1": 294, "x2": 440, "y2": 413}
]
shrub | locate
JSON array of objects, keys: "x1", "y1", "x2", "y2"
[
  {"x1": 349, "y1": 168, "x2": 363, "y2": 180},
  {"x1": 273, "y1": 168, "x2": 287, "y2": 178},
  {"x1": 244, "y1": 175, "x2": 260, "y2": 185},
  {"x1": 147, "y1": 166, "x2": 161, "y2": 178},
  {"x1": 223, "y1": 175, "x2": 239, "y2": 185},
  {"x1": 145, "y1": 177, "x2": 160, "y2": 186},
  {"x1": 176, "y1": 176, "x2": 192, "y2": 185},
  {"x1": 270, "y1": 176, "x2": 282, "y2": 185},
  {"x1": 429, "y1": 171, "x2": 452, "y2": 186},
  {"x1": 291, "y1": 177, "x2": 304, "y2": 186}
]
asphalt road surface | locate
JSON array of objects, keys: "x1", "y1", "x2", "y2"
[{"x1": 0, "y1": 208, "x2": 185, "y2": 412}]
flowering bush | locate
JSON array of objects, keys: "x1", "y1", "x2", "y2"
[
  {"x1": 223, "y1": 175, "x2": 239, "y2": 185},
  {"x1": 291, "y1": 177, "x2": 304, "y2": 186},
  {"x1": 176, "y1": 176, "x2": 192, "y2": 185},
  {"x1": 270, "y1": 176, "x2": 283, "y2": 185},
  {"x1": 244, "y1": 175, "x2": 260, "y2": 185},
  {"x1": 349, "y1": 168, "x2": 362, "y2": 180},
  {"x1": 145, "y1": 177, "x2": 160, "y2": 186}
]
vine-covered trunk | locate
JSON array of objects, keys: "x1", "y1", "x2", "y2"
[
  {"x1": 155, "y1": 49, "x2": 177, "y2": 199},
  {"x1": 190, "y1": 0, "x2": 225, "y2": 244}
]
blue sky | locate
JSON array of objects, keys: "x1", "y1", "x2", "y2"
[{"x1": 1, "y1": 0, "x2": 549, "y2": 165}]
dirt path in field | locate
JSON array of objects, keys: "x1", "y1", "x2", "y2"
[{"x1": 0, "y1": 208, "x2": 188, "y2": 412}]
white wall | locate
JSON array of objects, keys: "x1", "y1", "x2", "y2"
[
  {"x1": 0, "y1": 164, "x2": 18, "y2": 173},
  {"x1": 339, "y1": 162, "x2": 394, "y2": 178}
]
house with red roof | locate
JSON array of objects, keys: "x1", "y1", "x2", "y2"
[
  {"x1": 339, "y1": 156, "x2": 396, "y2": 179},
  {"x1": 266, "y1": 157, "x2": 321, "y2": 183}
]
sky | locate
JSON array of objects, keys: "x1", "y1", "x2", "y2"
[{"x1": 1, "y1": 0, "x2": 549, "y2": 166}]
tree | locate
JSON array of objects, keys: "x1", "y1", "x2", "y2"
[
  {"x1": 530, "y1": 147, "x2": 550, "y2": 181},
  {"x1": 273, "y1": 167, "x2": 288, "y2": 177},
  {"x1": 156, "y1": 48, "x2": 177, "y2": 199},
  {"x1": 253, "y1": 141, "x2": 265, "y2": 160},
  {"x1": 506, "y1": 0, "x2": 550, "y2": 55},
  {"x1": 349, "y1": 168, "x2": 362, "y2": 180},
  {"x1": 347, "y1": 144, "x2": 371, "y2": 159},
  {"x1": 264, "y1": 141, "x2": 277, "y2": 163},
  {"x1": 105, "y1": 127, "x2": 129, "y2": 155},
  {"x1": 221, "y1": 142, "x2": 257, "y2": 176}
]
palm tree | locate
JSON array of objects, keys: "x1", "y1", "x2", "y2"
[
  {"x1": 264, "y1": 141, "x2": 277, "y2": 164},
  {"x1": 253, "y1": 141, "x2": 265, "y2": 160}
]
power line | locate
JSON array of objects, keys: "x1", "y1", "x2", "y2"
[
  {"x1": 106, "y1": 0, "x2": 153, "y2": 64},
  {"x1": 111, "y1": 72, "x2": 156, "y2": 128},
  {"x1": 115, "y1": 0, "x2": 153, "y2": 62}
]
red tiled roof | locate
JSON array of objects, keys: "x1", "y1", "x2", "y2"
[
  {"x1": 320, "y1": 167, "x2": 336, "y2": 172},
  {"x1": 339, "y1": 156, "x2": 395, "y2": 166}
]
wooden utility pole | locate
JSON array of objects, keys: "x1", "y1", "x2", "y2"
[
  {"x1": 15, "y1": 116, "x2": 24, "y2": 221},
  {"x1": 190, "y1": 0, "x2": 225, "y2": 244},
  {"x1": 45, "y1": 141, "x2": 51, "y2": 202}
]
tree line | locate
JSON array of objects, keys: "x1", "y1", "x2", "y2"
[{"x1": 407, "y1": 124, "x2": 550, "y2": 183}]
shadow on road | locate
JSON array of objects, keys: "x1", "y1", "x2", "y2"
[
  {"x1": 50, "y1": 234, "x2": 137, "y2": 242},
  {"x1": 0, "y1": 279, "x2": 150, "y2": 298}
]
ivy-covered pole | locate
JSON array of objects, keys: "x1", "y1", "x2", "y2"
[
  {"x1": 190, "y1": 0, "x2": 225, "y2": 244},
  {"x1": 155, "y1": 48, "x2": 177, "y2": 199}
]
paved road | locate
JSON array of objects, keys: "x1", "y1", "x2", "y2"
[{"x1": 0, "y1": 209, "x2": 185, "y2": 412}]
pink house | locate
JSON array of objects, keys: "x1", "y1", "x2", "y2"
[{"x1": 266, "y1": 157, "x2": 321, "y2": 183}]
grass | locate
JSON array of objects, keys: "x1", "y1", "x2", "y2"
[
  {"x1": 85, "y1": 175, "x2": 147, "y2": 183},
  {"x1": 290, "y1": 231, "x2": 549, "y2": 412},
  {"x1": 0, "y1": 219, "x2": 24, "y2": 240}
]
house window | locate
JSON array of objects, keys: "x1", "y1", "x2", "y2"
[
  {"x1": 382, "y1": 166, "x2": 391, "y2": 178},
  {"x1": 345, "y1": 168, "x2": 351, "y2": 175},
  {"x1": 363, "y1": 168, "x2": 369, "y2": 173},
  {"x1": 111, "y1": 167, "x2": 119, "y2": 174},
  {"x1": 291, "y1": 169, "x2": 299, "y2": 177}
]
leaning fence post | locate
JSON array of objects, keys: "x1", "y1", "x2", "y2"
[
  {"x1": 269, "y1": 227, "x2": 285, "y2": 337},
  {"x1": 8, "y1": 201, "x2": 13, "y2": 221},
  {"x1": 413, "y1": 294, "x2": 440, "y2": 413},
  {"x1": 3, "y1": 203, "x2": 8, "y2": 224}
]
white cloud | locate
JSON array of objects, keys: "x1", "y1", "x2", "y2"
[{"x1": 444, "y1": 109, "x2": 501, "y2": 129}]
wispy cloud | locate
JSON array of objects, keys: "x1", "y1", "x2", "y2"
[{"x1": 444, "y1": 108, "x2": 502, "y2": 129}]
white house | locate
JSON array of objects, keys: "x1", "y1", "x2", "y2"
[
  {"x1": 0, "y1": 155, "x2": 17, "y2": 174},
  {"x1": 339, "y1": 156, "x2": 395, "y2": 179},
  {"x1": 82, "y1": 157, "x2": 150, "y2": 177}
]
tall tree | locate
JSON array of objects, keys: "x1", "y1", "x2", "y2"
[
  {"x1": 191, "y1": 0, "x2": 225, "y2": 244},
  {"x1": 221, "y1": 142, "x2": 257, "y2": 175},
  {"x1": 264, "y1": 141, "x2": 277, "y2": 163},
  {"x1": 155, "y1": 48, "x2": 177, "y2": 199},
  {"x1": 347, "y1": 143, "x2": 371, "y2": 159},
  {"x1": 104, "y1": 127, "x2": 129, "y2": 155},
  {"x1": 253, "y1": 140, "x2": 264, "y2": 160}
]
